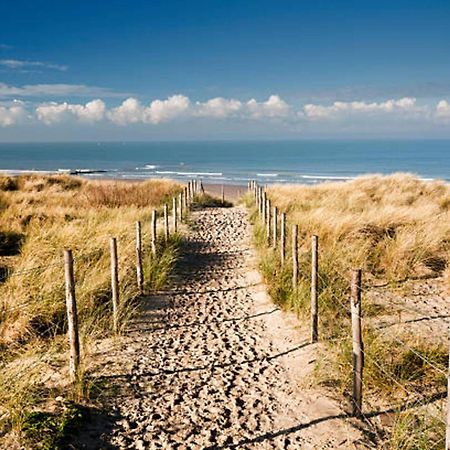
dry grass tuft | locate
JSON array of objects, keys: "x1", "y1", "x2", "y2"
[
  {"x1": 81, "y1": 179, "x2": 180, "y2": 208},
  {"x1": 268, "y1": 173, "x2": 450, "y2": 281}
]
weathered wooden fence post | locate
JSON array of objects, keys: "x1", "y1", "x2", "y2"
[
  {"x1": 110, "y1": 237, "x2": 120, "y2": 334},
  {"x1": 292, "y1": 224, "x2": 298, "y2": 289},
  {"x1": 179, "y1": 192, "x2": 183, "y2": 222},
  {"x1": 136, "y1": 221, "x2": 143, "y2": 294},
  {"x1": 266, "y1": 199, "x2": 271, "y2": 245},
  {"x1": 272, "y1": 206, "x2": 278, "y2": 248},
  {"x1": 184, "y1": 186, "x2": 188, "y2": 209},
  {"x1": 64, "y1": 249, "x2": 80, "y2": 382},
  {"x1": 262, "y1": 191, "x2": 267, "y2": 223},
  {"x1": 221, "y1": 184, "x2": 225, "y2": 205},
  {"x1": 311, "y1": 235, "x2": 319, "y2": 343},
  {"x1": 257, "y1": 187, "x2": 261, "y2": 215},
  {"x1": 164, "y1": 203, "x2": 169, "y2": 241},
  {"x1": 151, "y1": 210, "x2": 157, "y2": 256},
  {"x1": 280, "y1": 212, "x2": 286, "y2": 265},
  {"x1": 260, "y1": 187, "x2": 264, "y2": 217},
  {"x1": 351, "y1": 268, "x2": 363, "y2": 418},
  {"x1": 172, "y1": 197, "x2": 177, "y2": 233}
]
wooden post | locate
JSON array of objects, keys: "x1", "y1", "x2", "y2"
[
  {"x1": 262, "y1": 191, "x2": 267, "y2": 222},
  {"x1": 164, "y1": 203, "x2": 169, "y2": 241},
  {"x1": 292, "y1": 224, "x2": 298, "y2": 289},
  {"x1": 178, "y1": 192, "x2": 183, "y2": 222},
  {"x1": 172, "y1": 197, "x2": 177, "y2": 233},
  {"x1": 266, "y1": 199, "x2": 271, "y2": 245},
  {"x1": 351, "y1": 269, "x2": 363, "y2": 418},
  {"x1": 272, "y1": 206, "x2": 278, "y2": 248},
  {"x1": 151, "y1": 210, "x2": 157, "y2": 256},
  {"x1": 64, "y1": 249, "x2": 80, "y2": 382},
  {"x1": 280, "y1": 212, "x2": 286, "y2": 265},
  {"x1": 200, "y1": 180, "x2": 204, "y2": 193},
  {"x1": 259, "y1": 188, "x2": 264, "y2": 217},
  {"x1": 184, "y1": 186, "x2": 188, "y2": 209},
  {"x1": 110, "y1": 238, "x2": 119, "y2": 334},
  {"x1": 257, "y1": 188, "x2": 261, "y2": 214},
  {"x1": 256, "y1": 187, "x2": 260, "y2": 213},
  {"x1": 136, "y1": 221, "x2": 143, "y2": 294},
  {"x1": 311, "y1": 235, "x2": 319, "y2": 343},
  {"x1": 221, "y1": 185, "x2": 225, "y2": 205}
]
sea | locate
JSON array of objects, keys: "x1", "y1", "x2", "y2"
[{"x1": 0, "y1": 140, "x2": 449, "y2": 185}]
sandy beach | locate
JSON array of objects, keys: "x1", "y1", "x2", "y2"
[{"x1": 71, "y1": 205, "x2": 367, "y2": 448}]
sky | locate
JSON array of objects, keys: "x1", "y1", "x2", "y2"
[{"x1": 0, "y1": 0, "x2": 450, "y2": 141}]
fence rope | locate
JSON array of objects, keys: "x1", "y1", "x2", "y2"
[{"x1": 315, "y1": 270, "x2": 449, "y2": 378}]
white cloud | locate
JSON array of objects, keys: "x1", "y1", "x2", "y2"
[
  {"x1": 0, "y1": 82, "x2": 130, "y2": 98},
  {"x1": 68, "y1": 99, "x2": 106, "y2": 122},
  {"x1": 246, "y1": 95, "x2": 290, "y2": 119},
  {"x1": 436, "y1": 100, "x2": 450, "y2": 120},
  {"x1": 2, "y1": 93, "x2": 446, "y2": 133},
  {"x1": 195, "y1": 97, "x2": 242, "y2": 118},
  {"x1": 36, "y1": 102, "x2": 69, "y2": 124},
  {"x1": 36, "y1": 99, "x2": 106, "y2": 125},
  {"x1": 144, "y1": 95, "x2": 190, "y2": 124},
  {"x1": 108, "y1": 95, "x2": 191, "y2": 125},
  {"x1": 107, "y1": 98, "x2": 144, "y2": 125},
  {"x1": 0, "y1": 59, "x2": 67, "y2": 71},
  {"x1": 0, "y1": 100, "x2": 27, "y2": 127},
  {"x1": 303, "y1": 97, "x2": 423, "y2": 119}
]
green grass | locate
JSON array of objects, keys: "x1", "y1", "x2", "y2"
[
  {"x1": 387, "y1": 408, "x2": 445, "y2": 450},
  {"x1": 22, "y1": 402, "x2": 89, "y2": 450},
  {"x1": 192, "y1": 192, "x2": 233, "y2": 208}
]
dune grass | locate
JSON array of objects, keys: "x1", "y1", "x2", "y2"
[
  {"x1": 247, "y1": 173, "x2": 450, "y2": 448},
  {"x1": 0, "y1": 175, "x2": 183, "y2": 445}
]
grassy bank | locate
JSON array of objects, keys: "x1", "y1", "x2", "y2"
[
  {"x1": 0, "y1": 175, "x2": 183, "y2": 448},
  {"x1": 247, "y1": 174, "x2": 450, "y2": 449}
]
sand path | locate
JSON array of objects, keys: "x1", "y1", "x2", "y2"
[{"x1": 81, "y1": 206, "x2": 369, "y2": 449}]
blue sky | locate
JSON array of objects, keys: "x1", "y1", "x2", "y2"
[{"x1": 0, "y1": 0, "x2": 450, "y2": 140}]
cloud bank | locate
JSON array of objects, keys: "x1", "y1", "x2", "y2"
[
  {"x1": 0, "y1": 59, "x2": 68, "y2": 71},
  {"x1": 0, "y1": 94, "x2": 449, "y2": 130},
  {"x1": 0, "y1": 82, "x2": 131, "y2": 98}
]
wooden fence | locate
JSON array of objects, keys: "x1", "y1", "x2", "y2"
[
  {"x1": 247, "y1": 179, "x2": 450, "y2": 445},
  {"x1": 63, "y1": 179, "x2": 201, "y2": 381}
]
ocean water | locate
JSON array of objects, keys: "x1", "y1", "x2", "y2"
[{"x1": 0, "y1": 140, "x2": 449, "y2": 185}]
